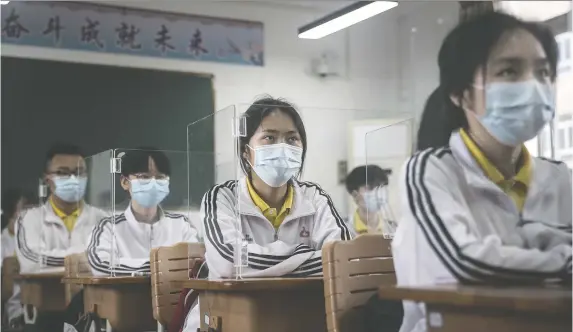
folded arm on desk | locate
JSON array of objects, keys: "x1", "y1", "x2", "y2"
[
  {"x1": 403, "y1": 150, "x2": 572, "y2": 284},
  {"x1": 16, "y1": 212, "x2": 70, "y2": 271},
  {"x1": 87, "y1": 216, "x2": 150, "y2": 276}
]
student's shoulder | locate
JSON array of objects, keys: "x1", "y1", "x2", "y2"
[
  {"x1": 84, "y1": 204, "x2": 112, "y2": 219},
  {"x1": 534, "y1": 157, "x2": 570, "y2": 176},
  {"x1": 95, "y1": 213, "x2": 127, "y2": 228},
  {"x1": 17, "y1": 204, "x2": 44, "y2": 224},
  {"x1": 402, "y1": 146, "x2": 456, "y2": 179},
  {"x1": 203, "y1": 180, "x2": 239, "y2": 201},
  {"x1": 164, "y1": 211, "x2": 189, "y2": 222},
  {"x1": 293, "y1": 180, "x2": 334, "y2": 202}
]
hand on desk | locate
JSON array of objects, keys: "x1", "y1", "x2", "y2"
[{"x1": 518, "y1": 221, "x2": 572, "y2": 251}]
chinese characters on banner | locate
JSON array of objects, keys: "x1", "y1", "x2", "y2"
[{"x1": 1, "y1": 1, "x2": 264, "y2": 66}]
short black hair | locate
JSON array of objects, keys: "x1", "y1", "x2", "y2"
[
  {"x1": 119, "y1": 147, "x2": 171, "y2": 177},
  {"x1": 417, "y1": 11, "x2": 558, "y2": 149},
  {"x1": 345, "y1": 165, "x2": 391, "y2": 194},
  {"x1": 45, "y1": 143, "x2": 84, "y2": 171},
  {"x1": 238, "y1": 96, "x2": 307, "y2": 176}
]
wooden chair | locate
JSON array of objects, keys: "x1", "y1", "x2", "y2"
[
  {"x1": 150, "y1": 242, "x2": 206, "y2": 332},
  {"x1": 64, "y1": 252, "x2": 92, "y2": 306},
  {"x1": 2, "y1": 256, "x2": 20, "y2": 327},
  {"x1": 2, "y1": 257, "x2": 20, "y2": 303},
  {"x1": 322, "y1": 234, "x2": 396, "y2": 332}
]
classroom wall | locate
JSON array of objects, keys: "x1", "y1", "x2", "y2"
[{"x1": 1, "y1": 0, "x2": 459, "y2": 216}]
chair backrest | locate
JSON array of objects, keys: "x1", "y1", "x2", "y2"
[
  {"x1": 322, "y1": 234, "x2": 396, "y2": 332},
  {"x1": 150, "y1": 242, "x2": 206, "y2": 327},
  {"x1": 64, "y1": 252, "x2": 92, "y2": 305},
  {"x1": 1, "y1": 256, "x2": 20, "y2": 302}
]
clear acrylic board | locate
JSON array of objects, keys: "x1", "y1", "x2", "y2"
[
  {"x1": 77, "y1": 150, "x2": 114, "y2": 276},
  {"x1": 80, "y1": 149, "x2": 114, "y2": 276},
  {"x1": 365, "y1": 118, "x2": 414, "y2": 239},
  {"x1": 187, "y1": 105, "x2": 240, "y2": 279},
  {"x1": 34, "y1": 175, "x2": 49, "y2": 271}
]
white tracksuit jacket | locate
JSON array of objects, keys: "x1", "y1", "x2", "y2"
[
  {"x1": 87, "y1": 206, "x2": 199, "y2": 276},
  {"x1": 200, "y1": 178, "x2": 353, "y2": 278},
  {"x1": 182, "y1": 178, "x2": 353, "y2": 331},
  {"x1": 7, "y1": 202, "x2": 107, "y2": 320},
  {"x1": 393, "y1": 131, "x2": 572, "y2": 332}
]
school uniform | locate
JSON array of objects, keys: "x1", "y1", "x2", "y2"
[
  {"x1": 393, "y1": 130, "x2": 572, "y2": 332},
  {"x1": 350, "y1": 210, "x2": 397, "y2": 235},
  {"x1": 202, "y1": 177, "x2": 352, "y2": 278},
  {"x1": 87, "y1": 206, "x2": 199, "y2": 276},
  {"x1": 15, "y1": 200, "x2": 107, "y2": 273},
  {"x1": 181, "y1": 177, "x2": 352, "y2": 332},
  {"x1": 1, "y1": 228, "x2": 16, "y2": 267},
  {"x1": 7, "y1": 200, "x2": 107, "y2": 323}
]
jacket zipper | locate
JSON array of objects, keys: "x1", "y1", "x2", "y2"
[{"x1": 150, "y1": 224, "x2": 154, "y2": 250}]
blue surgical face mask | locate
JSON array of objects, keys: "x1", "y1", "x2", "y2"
[
  {"x1": 53, "y1": 176, "x2": 87, "y2": 203},
  {"x1": 248, "y1": 143, "x2": 303, "y2": 188},
  {"x1": 477, "y1": 80, "x2": 555, "y2": 146},
  {"x1": 130, "y1": 178, "x2": 170, "y2": 208},
  {"x1": 361, "y1": 186, "x2": 388, "y2": 213}
]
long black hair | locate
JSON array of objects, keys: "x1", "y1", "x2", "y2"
[
  {"x1": 238, "y1": 96, "x2": 307, "y2": 177},
  {"x1": 417, "y1": 12, "x2": 558, "y2": 150}
]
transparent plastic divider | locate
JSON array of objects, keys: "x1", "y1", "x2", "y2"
[
  {"x1": 187, "y1": 105, "x2": 241, "y2": 279},
  {"x1": 35, "y1": 178, "x2": 48, "y2": 272},
  {"x1": 365, "y1": 118, "x2": 414, "y2": 238},
  {"x1": 81, "y1": 149, "x2": 114, "y2": 277}
]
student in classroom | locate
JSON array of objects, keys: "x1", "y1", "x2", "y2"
[
  {"x1": 86, "y1": 147, "x2": 199, "y2": 276},
  {"x1": 62, "y1": 148, "x2": 200, "y2": 330},
  {"x1": 9, "y1": 143, "x2": 108, "y2": 330},
  {"x1": 345, "y1": 165, "x2": 397, "y2": 235},
  {"x1": 1, "y1": 188, "x2": 27, "y2": 268},
  {"x1": 392, "y1": 12, "x2": 572, "y2": 332},
  {"x1": 181, "y1": 96, "x2": 352, "y2": 332}
]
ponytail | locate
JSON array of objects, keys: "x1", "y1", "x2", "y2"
[{"x1": 416, "y1": 87, "x2": 468, "y2": 151}]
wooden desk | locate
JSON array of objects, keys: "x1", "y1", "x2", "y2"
[
  {"x1": 378, "y1": 284, "x2": 572, "y2": 332},
  {"x1": 17, "y1": 272, "x2": 66, "y2": 313},
  {"x1": 63, "y1": 276, "x2": 155, "y2": 332},
  {"x1": 173, "y1": 278, "x2": 326, "y2": 332}
]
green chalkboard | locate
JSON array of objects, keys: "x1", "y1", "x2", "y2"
[{"x1": 1, "y1": 56, "x2": 215, "y2": 209}]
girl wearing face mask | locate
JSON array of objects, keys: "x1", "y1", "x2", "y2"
[
  {"x1": 201, "y1": 97, "x2": 352, "y2": 277},
  {"x1": 393, "y1": 12, "x2": 572, "y2": 332},
  {"x1": 182, "y1": 97, "x2": 352, "y2": 331},
  {"x1": 87, "y1": 148, "x2": 199, "y2": 276}
]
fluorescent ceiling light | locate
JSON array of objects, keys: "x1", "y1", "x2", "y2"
[
  {"x1": 0, "y1": 1, "x2": 10, "y2": 4},
  {"x1": 497, "y1": 1, "x2": 572, "y2": 22},
  {"x1": 299, "y1": 1, "x2": 397, "y2": 39}
]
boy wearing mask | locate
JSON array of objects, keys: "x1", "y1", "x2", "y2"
[
  {"x1": 345, "y1": 165, "x2": 396, "y2": 235},
  {"x1": 10, "y1": 143, "x2": 107, "y2": 329}
]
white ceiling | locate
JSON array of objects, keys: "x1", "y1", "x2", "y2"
[{"x1": 223, "y1": 0, "x2": 426, "y2": 15}]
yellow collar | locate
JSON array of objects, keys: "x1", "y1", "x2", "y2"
[
  {"x1": 50, "y1": 197, "x2": 81, "y2": 218},
  {"x1": 354, "y1": 210, "x2": 368, "y2": 234},
  {"x1": 246, "y1": 177, "x2": 293, "y2": 216},
  {"x1": 459, "y1": 129, "x2": 532, "y2": 187}
]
